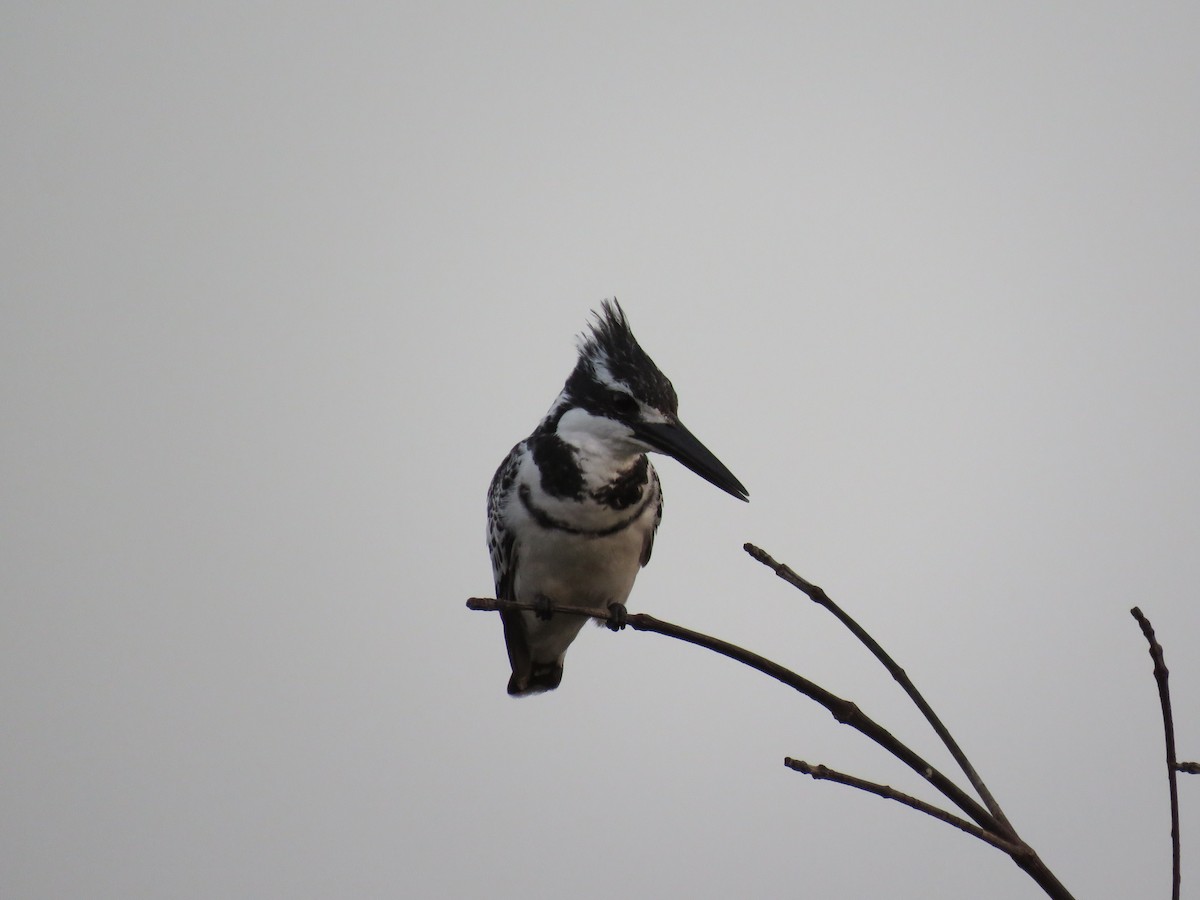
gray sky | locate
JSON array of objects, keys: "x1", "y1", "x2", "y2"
[{"x1": 4, "y1": 3, "x2": 1198, "y2": 898}]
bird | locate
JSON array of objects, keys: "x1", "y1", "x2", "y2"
[{"x1": 486, "y1": 299, "x2": 748, "y2": 696}]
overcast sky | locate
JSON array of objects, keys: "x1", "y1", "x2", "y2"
[{"x1": 4, "y1": 3, "x2": 1198, "y2": 898}]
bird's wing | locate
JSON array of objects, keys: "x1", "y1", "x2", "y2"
[
  {"x1": 640, "y1": 466, "x2": 662, "y2": 567},
  {"x1": 487, "y1": 444, "x2": 531, "y2": 684}
]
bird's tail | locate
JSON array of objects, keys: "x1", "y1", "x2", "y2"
[
  {"x1": 501, "y1": 606, "x2": 566, "y2": 696},
  {"x1": 507, "y1": 662, "x2": 564, "y2": 696}
]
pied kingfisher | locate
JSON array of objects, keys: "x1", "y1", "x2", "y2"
[{"x1": 486, "y1": 300, "x2": 748, "y2": 696}]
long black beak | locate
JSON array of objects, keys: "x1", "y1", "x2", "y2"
[{"x1": 635, "y1": 419, "x2": 749, "y2": 502}]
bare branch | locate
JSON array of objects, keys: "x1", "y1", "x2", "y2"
[
  {"x1": 467, "y1": 596, "x2": 997, "y2": 831},
  {"x1": 783, "y1": 758, "x2": 1021, "y2": 855},
  {"x1": 467, "y1": 595, "x2": 1076, "y2": 899},
  {"x1": 468, "y1": 595, "x2": 1003, "y2": 830},
  {"x1": 1177, "y1": 762, "x2": 1199, "y2": 775},
  {"x1": 743, "y1": 543, "x2": 1016, "y2": 839},
  {"x1": 1131, "y1": 606, "x2": 1184, "y2": 900},
  {"x1": 468, "y1": 596, "x2": 604, "y2": 619}
]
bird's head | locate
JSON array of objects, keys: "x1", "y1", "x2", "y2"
[{"x1": 551, "y1": 299, "x2": 748, "y2": 502}]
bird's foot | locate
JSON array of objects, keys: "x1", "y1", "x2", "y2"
[
  {"x1": 606, "y1": 602, "x2": 628, "y2": 631},
  {"x1": 534, "y1": 594, "x2": 554, "y2": 621}
]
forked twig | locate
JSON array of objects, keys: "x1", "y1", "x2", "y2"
[
  {"x1": 467, "y1": 598, "x2": 995, "y2": 828},
  {"x1": 466, "y1": 594, "x2": 1074, "y2": 899},
  {"x1": 743, "y1": 542, "x2": 1016, "y2": 839},
  {"x1": 1131, "y1": 606, "x2": 1184, "y2": 900}
]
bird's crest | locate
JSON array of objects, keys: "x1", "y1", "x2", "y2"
[{"x1": 573, "y1": 299, "x2": 678, "y2": 414}]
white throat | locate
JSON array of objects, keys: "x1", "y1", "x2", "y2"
[{"x1": 555, "y1": 406, "x2": 647, "y2": 484}]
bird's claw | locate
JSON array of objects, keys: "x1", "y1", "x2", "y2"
[
  {"x1": 534, "y1": 594, "x2": 554, "y2": 621},
  {"x1": 606, "y1": 602, "x2": 628, "y2": 631}
]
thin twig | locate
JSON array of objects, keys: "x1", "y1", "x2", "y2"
[
  {"x1": 1131, "y1": 606, "x2": 1183, "y2": 900},
  {"x1": 1178, "y1": 762, "x2": 1200, "y2": 775},
  {"x1": 743, "y1": 543, "x2": 1017, "y2": 840},
  {"x1": 782, "y1": 758, "x2": 1021, "y2": 855},
  {"x1": 467, "y1": 596, "x2": 996, "y2": 831},
  {"x1": 467, "y1": 597, "x2": 609, "y2": 619},
  {"x1": 467, "y1": 596, "x2": 1075, "y2": 900}
]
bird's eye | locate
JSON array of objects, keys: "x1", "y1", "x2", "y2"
[{"x1": 612, "y1": 392, "x2": 639, "y2": 416}]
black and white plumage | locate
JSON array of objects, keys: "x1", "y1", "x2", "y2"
[{"x1": 486, "y1": 300, "x2": 748, "y2": 696}]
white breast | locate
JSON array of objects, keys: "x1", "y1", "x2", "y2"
[{"x1": 505, "y1": 460, "x2": 660, "y2": 664}]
